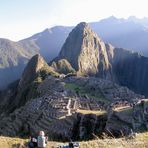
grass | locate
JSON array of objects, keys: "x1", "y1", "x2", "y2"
[
  {"x1": 0, "y1": 132, "x2": 148, "y2": 148},
  {"x1": 76, "y1": 109, "x2": 106, "y2": 115},
  {"x1": 38, "y1": 65, "x2": 60, "y2": 79},
  {"x1": 115, "y1": 107, "x2": 133, "y2": 113},
  {"x1": 78, "y1": 132, "x2": 148, "y2": 148},
  {"x1": 0, "y1": 136, "x2": 28, "y2": 148},
  {"x1": 65, "y1": 83, "x2": 109, "y2": 103}
]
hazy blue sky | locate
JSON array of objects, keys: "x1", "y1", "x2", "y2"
[{"x1": 0, "y1": 0, "x2": 148, "y2": 40}]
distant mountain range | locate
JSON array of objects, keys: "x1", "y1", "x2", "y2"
[
  {"x1": 90, "y1": 16, "x2": 148, "y2": 55},
  {"x1": 21, "y1": 16, "x2": 148, "y2": 59},
  {"x1": 20, "y1": 26, "x2": 72, "y2": 61},
  {"x1": 1, "y1": 16, "x2": 148, "y2": 89},
  {"x1": 0, "y1": 38, "x2": 38, "y2": 89}
]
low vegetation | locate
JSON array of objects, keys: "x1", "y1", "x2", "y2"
[
  {"x1": 76, "y1": 109, "x2": 106, "y2": 115},
  {"x1": 65, "y1": 83, "x2": 108, "y2": 103},
  {"x1": 37, "y1": 65, "x2": 59, "y2": 80},
  {"x1": 51, "y1": 59, "x2": 76, "y2": 74},
  {"x1": 0, "y1": 132, "x2": 147, "y2": 148}
]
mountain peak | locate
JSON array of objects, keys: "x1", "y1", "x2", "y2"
[
  {"x1": 18, "y1": 54, "x2": 47, "y2": 90},
  {"x1": 71, "y1": 22, "x2": 93, "y2": 35},
  {"x1": 54, "y1": 22, "x2": 111, "y2": 77},
  {"x1": 75, "y1": 22, "x2": 88, "y2": 29}
]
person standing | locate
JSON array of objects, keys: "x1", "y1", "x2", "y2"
[{"x1": 37, "y1": 131, "x2": 47, "y2": 148}]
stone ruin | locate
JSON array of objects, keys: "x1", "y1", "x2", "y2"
[
  {"x1": 105, "y1": 99, "x2": 148, "y2": 137},
  {"x1": 0, "y1": 76, "x2": 147, "y2": 140}
]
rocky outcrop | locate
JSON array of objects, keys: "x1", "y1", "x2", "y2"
[
  {"x1": 51, "y1": 59, "x2": 75, "y2": 74},
  {"x1": 53, "y1": 22, "x2": 111, "y2": 78},
  {"x1": 18, "y1": 54, "x2": 48, "y2": 90}
]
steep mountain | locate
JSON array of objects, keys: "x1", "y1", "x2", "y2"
[
  {"x1": 110, "y1": 47, "x2": 148, "y2": 96},
  {"x1": 18, "y1": 54, "x2": 48, "y2": 90},
  {"x1": 2, "y1": 16, "x2": 148, "y2": 90},
  {"x1": 0, "y1": 38, "x2": 39, "y2": 90},
  {"x1": 51, "y1": 22, "x2": 148, "y2": 97},
  {"x1": 104, "y1": 42, "x2": 148, "y2": 96},
  {"x1": 52, "y1": 22, "x2": 111, "y2": 78},
  {"x1": 0, "y1": 54, "x2": 59, "y2": 114},
  {"x1": 0, "y1": 27, "x2": 71, "y2": 89}
]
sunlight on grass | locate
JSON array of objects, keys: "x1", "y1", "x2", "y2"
[
  {"x1": 76, "y1": 109, "x2": 106, "y2": 115},
  {"x1": 65, "y1": 83, "x2": 109, "y2": 103},
  {"x1": 0, "y1": 132, "x2": 147, "y2": 148},
  {"x1": 115, "y1": 107, "x2": 133, "y2": 113}
]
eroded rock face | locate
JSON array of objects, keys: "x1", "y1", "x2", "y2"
[
  {"x1": 112, "y1": 48, "x2": 148, "y2": 96},
  {"x1": 105, "y1": 44, "x2": 148, "y2": 96},
  {"x1": 54, "y1": 22, "x2": 111, "y2": 78},
  {"x1": 18, "y1": 54, "x2": 48, "y2": 90}
]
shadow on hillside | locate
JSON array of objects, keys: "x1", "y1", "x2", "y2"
[{"x1": 0, "y1": 63, "x2": 26, "y2": 90}]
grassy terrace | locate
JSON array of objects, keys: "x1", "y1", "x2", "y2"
[
  {"x1": 115, "y1": 106, "x2": 133, "y2": 113},
  {"x1": 0, "y1": 132, "x2": 148, "y2": 148},
  {"x1": 76, "y1": 109, "x2": 106, "y2": 115},
  {"x1": 65, "y1": 83, "x2": 109, "y2": 103}
]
